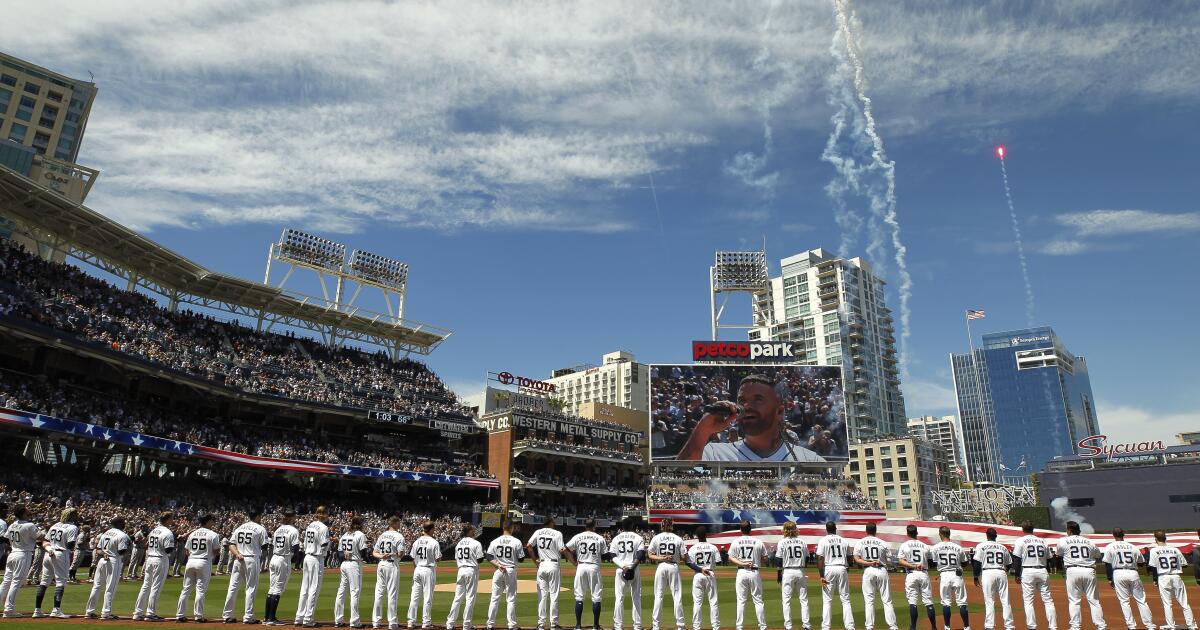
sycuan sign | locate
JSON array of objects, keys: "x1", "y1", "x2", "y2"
[{"x1": 1076, "y1": 434, "x2": 1166, "y2": 459}]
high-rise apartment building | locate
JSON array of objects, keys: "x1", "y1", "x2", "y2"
[
  {"x1": 952, "y1": 326, "x2": 1100, "y2": 482},
  {"x1": 907, "y1": 415, "x2": 964, "y2": 473},
  {"x1": 749, "y1": 248, "x2": 905, "y2": 440},
  {"x1": 546, "y1": 351, "x2": 649, "y2": 415},
  {"x1": 0, "y1": 52, "x2": 96, "y2": 162},
  {"x1": 845, "y1": 435, "x2": 950, "y2": 519}
]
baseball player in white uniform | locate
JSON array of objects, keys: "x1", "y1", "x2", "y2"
[
  {"x1": 447, "y1": 524, "x2": 485, "y2": 630},
  {"x1": 1147, "y1": 531, "x2": 1196, "y2": 630},
  {"x1": 176, "y1": 514, "x2": 222, "y2": 622},
  {"x1": 33, "y1": 508, "x2": 80, "y2": 619},
  {"x1": 333, "y1": 517, "x2": 370, "y2": 628},
  {"x1": 929, "y1": 526, "x2": 972, "y2": 630},
  {"x1": 1012, "y1": 522, "x2": 1056, "y2": 630},
  {"x1": 648, "y1": 519, "x2": 686, "y2": 630},
  {"x1": 973, "y1": 528, "x2": 1015, "y2": 630},
  {"x1": 610, "y1": 519, "x2": 646, "y2": 630},
  {"x1": 528, "y1": 518, "x2": 567, "y2": 630},
  {"x1": 486, "y1": 519, "x2": 525, "y2": 630},
  {"x1": 132, "y1": 511, "x2": 175, "y2": 621},
  {"x1": 897, "y1": 524, "x2": 937, "y2": 630},
  {"x1": 855, "y1": 522, "x2": 898, "y2": 630},
  {"x1": 686, "y1": 528, "x2": 720, "y2": 630},
  {"x1": 0, "y1": 506, "x2": 40, "y2": 618},
  {"x1": 224, "y1": 511, "x2": 270, "y2": 624},
  {"x1": 567, "y1": 518, "x2": 608, "y2": 630},
  {"x1": 373, "y1": 514, "x2": 407, "y2": 630},
  {"x1": 1056, "y1": 521, "x2": 1106, "y2": 630},
  {"x1": 265, "y1": 511, "x2": 301, "y2": 626},
  {"x1": 729, "y1": 521, "x2": 768, "y2": 630},
  {"x1": 85, "y1": 516, "x2": 132, "y2": 620},
  {"x1": 296, "y1": 506, "x2": 332, "y2": 628},
  {"x1": 408, "y1": 520, "x2": 442, "y2": 629},
  {"x1": 775, "y1": 521, "x2": 810, "y2": 630},
  {"x1": 816, "y1": 521, "x2": 855, "y2": 630},
  {"x1": 1102, "y1": 528, "x2": 1155, "y2": 630}
]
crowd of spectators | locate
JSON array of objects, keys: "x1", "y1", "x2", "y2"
[
  {"x1": 0, "y1": 369, "x2": 492, "y2": 479},
  {"x1": 649, "y1": 364, "x2": 848, "y2": 460},
  {"x1": 518, "y1": 435, "x2": 642, "y2": 462},
  {"x1": 648, "y1": 484, "x2": 878, "y2": 510},
  {"x1": 511, "y1": 470, "x2": 642, "y2": 494},
  {"x1": 0, "y1": 241, "x2": 470, "y2": 420}
]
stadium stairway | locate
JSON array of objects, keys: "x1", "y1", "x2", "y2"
[{"x1": 292, "y1": 339, "x2": 333, "y2": 384}]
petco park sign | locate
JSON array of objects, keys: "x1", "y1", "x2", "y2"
[
  {"x1": 493, "y1": 371, "x2": 557, "y2": 393},
  {"x1": 1077, "y1": 434, "x2": 1166, "y2": 459},
  {"x1": 692, "y1": 341, "x2": 796, "y2": 362}
]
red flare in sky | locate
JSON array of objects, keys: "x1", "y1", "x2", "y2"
[{"x1": 996, "y1": 146, "x2": 1006, "y2": 159}]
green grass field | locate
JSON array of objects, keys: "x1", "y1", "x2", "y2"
[{"x1": 0, "y1": 563, "x2": 1187, "y2": 630}]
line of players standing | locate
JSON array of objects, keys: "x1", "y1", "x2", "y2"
[{"x1": 1, "y1": 503, "x2": 1197, "y2": 630}]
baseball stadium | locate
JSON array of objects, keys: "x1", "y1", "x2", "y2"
[{"x1": 2, "y1": 13, "x2": 1200, "y2": 630}]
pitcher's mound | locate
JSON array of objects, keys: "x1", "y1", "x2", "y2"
[{"x1": 434, "y1": 578, "x2": 568, "y2": 594}]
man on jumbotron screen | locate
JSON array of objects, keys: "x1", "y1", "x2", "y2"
[{"x1": 676, "y1": 374, "x2": 826, "y2": 462}]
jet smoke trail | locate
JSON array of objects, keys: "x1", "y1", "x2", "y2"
[
  {"x1": 999, "y1": 154, "x2": 1035, "y2": 326},
  {"x1": 821, "y1": 28, "x2": 865, "y2": 259},
  {"x1": 829, "y1": 0, "x2": 913, "y2": 370}
]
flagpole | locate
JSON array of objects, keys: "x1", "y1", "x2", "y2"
[{"x1": 964, "y1": 311, "x2": 999, "y2": 483}]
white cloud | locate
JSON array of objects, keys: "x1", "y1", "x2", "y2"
[
  {"x1": 3, "y1": 1, "x2": 1197, "y2": 232},
  {"x1": 903, "y1": 378, "x2": 958, "y2": 415},
  {"x1": 1095, "y1": 402, "x2": 1200, "y2": 446},
  {"x1": 1037, "y1": 239, "x2": 1089, "y2": 256},
  {"x1": 1054, "y1": 209, "x2": 1200, "y2": 237}
]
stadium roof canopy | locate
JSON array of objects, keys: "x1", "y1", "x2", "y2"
[{"x1": 0, "y1": 166, "x2": 451, "y2": 356}]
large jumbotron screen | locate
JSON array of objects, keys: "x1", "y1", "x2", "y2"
[{"x1": 650, "y1": 364, "x2": 848, "y2": 464}]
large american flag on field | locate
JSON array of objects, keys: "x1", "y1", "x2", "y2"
[
  {"x1": 0, "y1": 406, "x2": 499, "y2": 488},
  {"x1": 966, "y1": 309, "x2": 986, "y2": 320},
  {"x1": 702, "y1": 520, "x2": 1198, "y2": 554}
]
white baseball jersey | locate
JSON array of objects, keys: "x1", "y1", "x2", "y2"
[
  {"x1": 410, "y1": 535, "x2": 441, "y2": 567},
  {"x1": 45, "y1": 522, "x2": 81, "y2": 554},
  {"x1": 898, "y1": 539, "x2": 930, "y2": 570},
  {"x1": 95, "y1": 527, "x2": 132, "y2": 559},
  {"x1": 5, "y1": 520, "x2": 39, "y2": 553},
  {"x1": 338, "y1": 530, "x2": 369, "y2": 563},
  {"x1": 1012, "y1": 535, "x2": 1050, "y2": 568},
  {"x1": 929, "y1": 541, "x2": 967, "y2": 572},
  {"x1": 454, "y1": 537, "x2": 485, "y2": 568},
  {"x1": 1101, "y1": 541, "x2": 1142, "y2": 571},
  {"x1": 1056, "y1": 535, "x2": 1099, "y2": 568},
  {"x1": 775, "y1": 537, "x2": 808, "y2": 569},
  {"x1": 1148, "y1": 546, "x2": 1187, "y2": 576},
  {"x1": 609, "y1": 531, "x2": 645, "y2": 568},
  {"x1": 816, "y1": 534, "x2": 850, "y2": 567},
  {"x1": 231, "y1": 521, "x2": 269, "y2": 557},
  {"x1": 186, "y1": 527, "x2": 221, "y2": 561},
  {"x1": 486, "y1": 534, "x2": 525, "y2": 569},
  {"x1": 974, "y1": 541, "x2": 1012, "y2": 570},
  {"x1": 271, "y1": 524, "x2": 301, "y2": 557},
  {"x1": 688, "y1": 542, "x2": 721, "y2": 571},
  {"x1": 728, "y1": 536, "x2": 766, "y2": 569},
  {"x1": 566, "y1": 531, "x2": 607, "y2": 564},
  {"x1": 374, "y1": 530, "x2": 406, "y2": 560},
  {"x1": 854, "y1": 536, "x2": 891, "y2": 566},
  {"x1": 302, "y1": 521, "x2": 330, "y2": 556},
  {"x1": 648, "y1": 532, "x2": 685, "y2": 563},
  {"x1": 145, "y1": 524, "x2": 175, "y2": 559},
  {"x1": 528, "y1": 528, "x2": 565, "y2": 562}
]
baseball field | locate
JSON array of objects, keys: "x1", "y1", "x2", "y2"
[{"x1": 1, "y1": 564, "x2": 1196, "y2": 630}]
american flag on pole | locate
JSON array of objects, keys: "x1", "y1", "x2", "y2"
[{"x1": 966, "y1": 309, "x2": 986, "y2": 320}]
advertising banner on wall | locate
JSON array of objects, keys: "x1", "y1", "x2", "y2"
[{"x1": 650, "y1": 364, "x2": 847, "y2": 464}]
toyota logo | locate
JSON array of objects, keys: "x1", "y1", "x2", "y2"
[{"x1": 497, "y1": 372, "x2": 514, "y2": 385}]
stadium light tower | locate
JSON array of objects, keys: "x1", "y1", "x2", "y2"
[{"x1": 709, "y1": 249, "x2": 771, "y2": 340}]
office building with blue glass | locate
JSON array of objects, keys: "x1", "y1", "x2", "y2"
[{"x1": 951, "y1": 326, "x2": 1100, "y2": 482}]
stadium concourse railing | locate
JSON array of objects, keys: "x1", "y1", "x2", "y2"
[{"x1": 0, "y1": 405, "x2": 499, "y2": 488}]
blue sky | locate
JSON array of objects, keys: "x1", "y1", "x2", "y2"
[{"x1": 7, "y1": 0, "x2": 1199, "y2": 443}]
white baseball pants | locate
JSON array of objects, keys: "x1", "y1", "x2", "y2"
[
  {"x1": 821, "y1": 566, "x2": 855, "y2": 630},
  {"x1": 1020, "y1": 568, "x2": 1057, "y2": 630},
  {"x1": 1112, "y1": 568, "x2": 1155, "y2": 630},
  {"x1": 781, "y1": 568, "x2": 809, "y2": 630},
  {"x1": 653, "y1": 562, "x2": 684, "y2": 630},
  {"x1": 267, "y1": 554, "x2": 292, "y2": 596},
  {"x1": 691, "y1": 572, "x2": 719, "y2": 630},
  {"x1": 1157, "y1": 575, "x2": 1195, "y2": 630},
  {"x1": 862, "y1": 566, "x2": 897, "y2": 630},
  {"x1": 295, "y1": 554, "x2": 324, "y2": 625},
  {"x1": 488, "y1": 567, "x2": 519, "y2": 629},
  {"x1": 905, "y1": 571, "x2": 934, "y2": 607},
  {"x1": 575, "y1": 564, "x2": 602, "y2": 603},
  {"x1": 735, "y1": 569, "x2": 766, "y2": 630},
  {"x1": 614, "y1": 566, "x2": 643, "y2": 630},
  {"x1": 447, "y1": 566, "x2": 480, "y2": 628},
  {"x1": 1065, "y1": 567, "x2": 1106, "y2": 630},
  {"x1": 85, "y1": 556, "x2": 123, "y2": 616},
  {"x1": 40, "y1": 550, "x2": 71, "y2": 589},
  {"x1": 176, "y1": 559, "x2": 213, "y2": 620},
  {"x1": 409, "y1": 565, "x2": 436, "y2": 627},
  {"x1": 536, "y1": 561, "x2": 562, "y2": 629},
  {"x1": 0, "y1": 552, "x2": 32, "y2": 614},
  {"x1": 373, "y1": 560, "x2": 401, "y2": 628},
  {"x1": 981, "y1": 569, "x2": 1014, "y2": 630},
  {"x1": 223, "y1": 556, "x2": 262, "y2": 622},
  {"x1": 133, "y1": 556, "x2": 169, "y2": 617},
  {"x1": 938, "y1": 572, "x2": 966, "y2": 607},
  {"x1": 334, "y1": 561, "x2": 364, "y2": 626}
]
